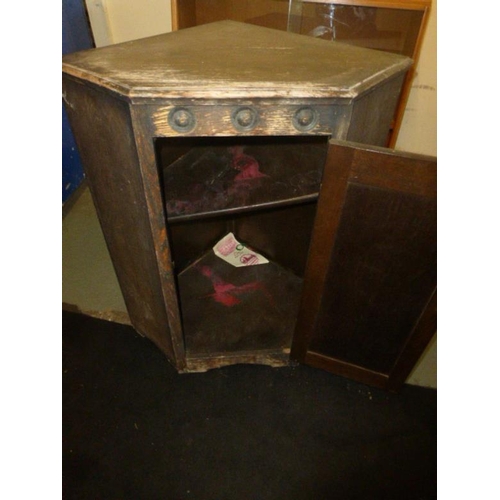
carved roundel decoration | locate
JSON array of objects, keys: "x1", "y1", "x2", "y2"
[
  {"x1": 292, "y1": 107, "x2": 319, "y2": 132},
  {"x1": 168, "y1": 107, "x2": 196, "y2": 133},
  {"x1": 231, "y1": 107, "x2": 259, "y2": 132}
]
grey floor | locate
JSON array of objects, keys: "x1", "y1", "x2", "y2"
[
  {"x1": 62, "y1": 185, "x2": 437, "y2": 388},
  {"x1": 63, "y1": 186, "x2": 129, "y2": 325}
]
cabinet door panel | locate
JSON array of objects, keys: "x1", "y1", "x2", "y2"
[{"x1": 291, "y1": 140, "x2": 436, "y2": 390}]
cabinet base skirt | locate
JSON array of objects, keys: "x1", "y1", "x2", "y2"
[{"x1": 181, "y1": 349, "x2": 292, "y2": 373}]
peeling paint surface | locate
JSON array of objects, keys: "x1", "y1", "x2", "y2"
[{"x1": 62, "y1": 20, "x2": 411, "y2": 100}]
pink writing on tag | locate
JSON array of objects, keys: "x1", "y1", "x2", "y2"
[
  {"x1": 213, "y1": 232, "x2": 269, "y2": 267},
  {"x1": 240, "y1": 254, "x2": 259, "y2": 265},
  {"x1": 216, "y1": 234, "x2": 238, "y2": 256}
]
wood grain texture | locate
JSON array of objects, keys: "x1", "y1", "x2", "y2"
[
  {"x1": 304, "y1": 351, "x2": 389, "y2": 389},
  {"x1": 178, "y1": 249, "x2": 303, "y2": 358},
  {"x1": 290, "y1": 143, "x2": 353, "y2": 360},
  {"x1": 62, "y1": 77, "x2": 182, "y2": 366},
  {"x1": 62, "y1": 21, "x2": 411, "y2": 100},
  {"x1": 172, "y1": 0, "x2": 290, "y2": 30},
  {"x1": 161, "y1": 137, "x2": 328, "y2": 221},
  {"x1": 291, "y1": 139, "x2": 436, "y2": 390},
  {"x1": 309, "y1": 182, "x2": 436, "y2": 373},
  {"x1": 350, "y1": 143, "x2": 436, "y2": 196},
  {"x1": 183, "y1": 350, "x2": 291, "y2": 373},
  {"x1": 151, "y1": 101, "x2": 349, "y2": 137},
  {"x1": 347, "y1": 74, "x2": 405, "y2": 146},
  {"x1": 234, "y1": 202, "x2": 318, "y2": 278}
]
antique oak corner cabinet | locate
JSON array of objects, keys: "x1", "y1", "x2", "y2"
[{"x1": 62, "y1": 21, "x2": 436, "y2": 390}]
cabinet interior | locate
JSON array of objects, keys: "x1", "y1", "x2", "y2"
[{"x1": 154, "y1": 136, "x2": 329, "y2": 361}]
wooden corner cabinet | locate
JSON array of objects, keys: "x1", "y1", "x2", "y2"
[{"x1": 62, "y1": 21, "x2": 436, "y2": 390}]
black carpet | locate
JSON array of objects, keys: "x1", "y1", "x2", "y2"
[{"x1": 62, "y1": 311, "x2": 436, "y2": 500}]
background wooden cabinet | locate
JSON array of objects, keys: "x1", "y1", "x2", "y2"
[{"x1": 171, "y1": 0, "x2": 291, "y2": 31}]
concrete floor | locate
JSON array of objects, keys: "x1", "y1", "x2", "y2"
[
  {"x1": 62, "y1": 186, "x2": 129, "y2": 325},
  {"x1": 62, "y1": 186, "x2": 437, "y2": 388}
]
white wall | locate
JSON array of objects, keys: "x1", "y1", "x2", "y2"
[
  {"x1": 85, "y1": 0, "x2": 172, "y2": 46},
  {"x1": 395, "y1": 0, "x2": 437, "y2": 157}
]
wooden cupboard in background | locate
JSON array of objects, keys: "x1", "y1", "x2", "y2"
[{"x1": 171, "y1": 0, "x2": 291, "y2": 31}]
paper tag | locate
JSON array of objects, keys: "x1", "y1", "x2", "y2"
[{"x1": 213, "y1": 233, "x2": 269, "y2": 267}]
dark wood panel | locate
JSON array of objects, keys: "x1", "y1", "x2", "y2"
[
  {"x1": 347, "y1": 74, "x2": 405, "y2": 146},
  {"x1": 304, "y1": 351, "x2": 389, "y2": 389},
  {"x1": 173, "y1": 0, "x2": 290, "y2": 30},
  {"x1": 291, "y1": 139, "x2": 436, "y2": 390},
  {"x1": 234, "y1": 202, "x2": 318, "y2": 278},
  {"x1": 290, "y1": 143, "x2": 354, "y2": 359},
  {"x1": 178, "y1": 249, "x2": 303, "y2": 357},
  {"x1": 309, "y1": 182, "x2": 436, "y2": 373},
  {"x1": 160, "y1": 137, "x2": 328, "y2": 221},
  {"x1": 167, "y1": 200, "x2": 317, "y2": 281},
  {"x1": 62, "y1": 78, "x2": 182, "y2": 366},
  {"x1": 168, "y1": 218, "x2": 230, "y2": 273},
  {"x1": 350, "y1": 143, "x2": 436, "y2": 196}
]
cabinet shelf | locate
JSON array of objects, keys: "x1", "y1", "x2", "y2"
[
  {"x1": 177, "y1": 244, "x2": 303, "y2": 359},
  {"x1": 161, "y1": 137, "x2": 328, "y2": 223}
]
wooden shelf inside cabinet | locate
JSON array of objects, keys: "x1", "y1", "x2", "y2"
[
  {"x1": 178, "y1": 247, "x2": 303, "y2": 361},
  {"x1": 160, "y1": 137, "x2": 329, "y2": 223}
]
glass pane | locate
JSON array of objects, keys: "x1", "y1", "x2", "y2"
[
  {"x1": 176, "y1": 0, "x2": 292, "y2": 31},
  {"x1": 290, "y1": 2, "x2": 424, "y2": 57}
]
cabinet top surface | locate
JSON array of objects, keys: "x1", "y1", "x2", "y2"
[{"x1": 62, "y1": 21, "x2": 412, "y2": 100}]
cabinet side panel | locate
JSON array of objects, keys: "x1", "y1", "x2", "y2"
[
  {"x1": 62, "y1": 78, "x2": 178, "y2": 363},
  {"x1": 347, "y1": 74, "x2": 406, "y2": 147}
]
